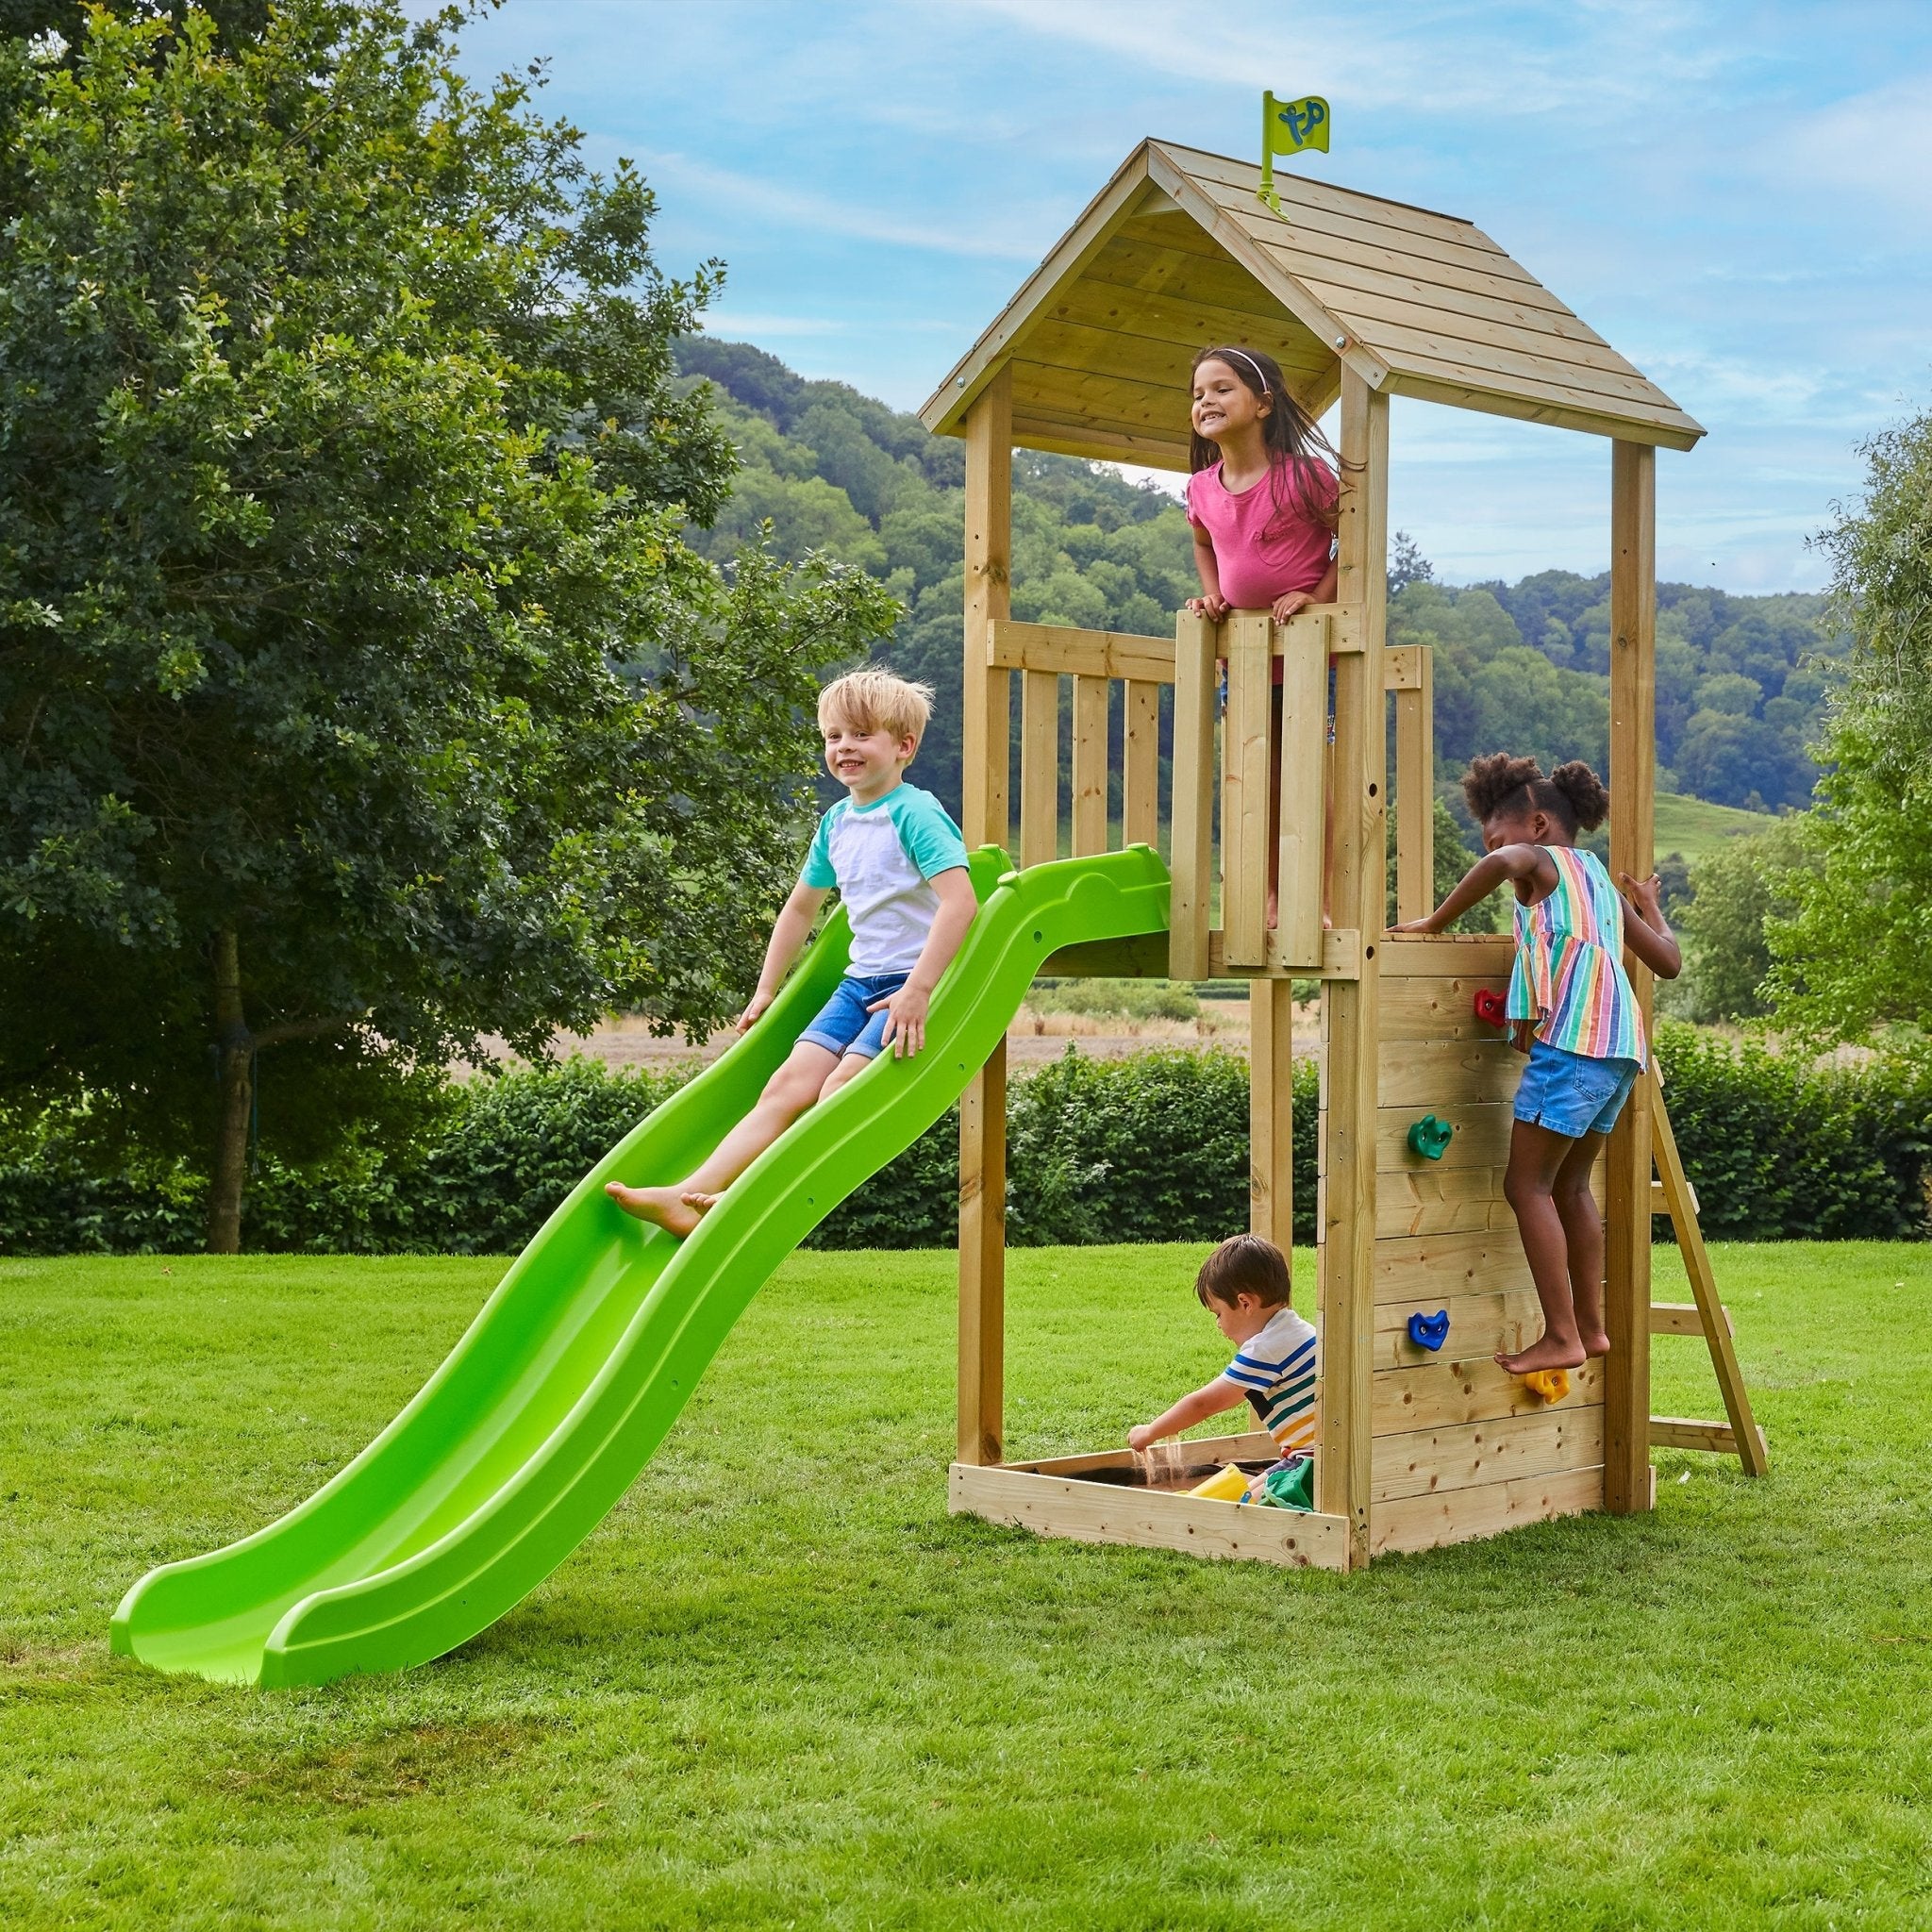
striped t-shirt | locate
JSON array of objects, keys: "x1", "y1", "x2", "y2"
[
  {"x1": 1507, "y1": 844, "x2": 1646, "y2": 1068},
  {"x1": 1220, "y1": 1306, "x2": 1318, "y2": 1455}
]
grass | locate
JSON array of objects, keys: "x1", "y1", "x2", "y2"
[
  {"x1": 1653, "y1": 789, "x2": 1776, "y2": 866},
  {"x1": 5, "y1": 1241, "x2": 1932, "y2": 1929}
]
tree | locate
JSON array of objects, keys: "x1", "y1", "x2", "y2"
[
  {"x1": 1766, "y1": 402, "x2": 1932, "y2": 1042},
  {"x1": 1388, "y1": 530, "x2": 1434, "y2": 598},
  {"x1": 0, "y1": 0, "x2": 268, "y2": 58},
  {"x1": 0, "y1": 3, "x2": 894, "y2": 1249},
  {"x1": 1387, "y1": 796, "x2": 1505, "y2": 933},
  {"x1": 1673, "y1": 820, "x2": 1809, "y2": 1023}
]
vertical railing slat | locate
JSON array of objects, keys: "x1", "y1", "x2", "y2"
[{"x1": 1070, "y1": 674, "x2": 1109, "y2": 857}]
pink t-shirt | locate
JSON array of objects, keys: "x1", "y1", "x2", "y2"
[{"x1": 1186, "y1": 458, "x2": 1338, "y2": 608}]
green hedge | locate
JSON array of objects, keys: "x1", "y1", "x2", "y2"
[
  {"x1": 1649, "y1": 1021, "x2": 1931, "y2": 1241},
  {"x1": 2, "y1": 1030, "x2": 1925, "y2": 1256}
]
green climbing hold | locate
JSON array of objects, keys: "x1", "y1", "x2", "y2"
[{"x1": 1407, "y1": 1113, "x2": 1454, "y2": 1160}]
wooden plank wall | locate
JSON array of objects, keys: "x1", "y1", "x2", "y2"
[{"x1": 1366, "y1": 937, "x2": 1607, "y2": 1556}]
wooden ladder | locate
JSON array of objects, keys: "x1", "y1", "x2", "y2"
[{"x1": 1646, "y1": 1070, "x2": 1769, "y2": 1475}]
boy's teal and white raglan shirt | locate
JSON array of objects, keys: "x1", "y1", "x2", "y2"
[{"x1": 801, "y1": 783, "x2": 970, "y2": 975}]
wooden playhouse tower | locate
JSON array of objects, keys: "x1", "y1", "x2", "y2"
[{"x1": 919, "y1": 141, "x2": 1765, "y2": 1572}]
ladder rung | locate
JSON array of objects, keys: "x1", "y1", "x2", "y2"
[
  {"x1": 1649, "y1": 1301, "x2": 1733, "y2": 1337},
  {"x1": 1651, "y1": 1177, "x2": 1701, "y2": 1215},
  {"x1": 1650, "y1": 1415, "x2": 1768, "y2": 1459}
]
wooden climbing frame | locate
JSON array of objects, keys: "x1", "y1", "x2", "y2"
[{"x1": 923, "y1": 140, "x2": 1757, "y2": 1572}]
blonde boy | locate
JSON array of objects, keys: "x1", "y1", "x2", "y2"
[{"x1": 608, "y1": 670, "x2": 976, "y2": 1237}]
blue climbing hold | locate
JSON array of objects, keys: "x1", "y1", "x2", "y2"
[
  {"x1": 1407, "y1": 1113, "x2": 1454, "y2": 1160},
  {"x1": 1407, "y1": 1308, "x2": 1451, "y2": 1352}
]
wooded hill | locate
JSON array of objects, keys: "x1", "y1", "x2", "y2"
[{"x1": 677, "y1": 337, "x2": 1840, "y2": 827}]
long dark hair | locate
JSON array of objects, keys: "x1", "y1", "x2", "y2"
[{"x1": 1189, "y1": 345, "x2": 1346, "y2": 534}]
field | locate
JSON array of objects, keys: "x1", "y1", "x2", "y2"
[
  {"x1": 1653, "y1": 789, "x2": 1776, "y2": 865},
  {"x1": 5, "y1": 1242, "x2": 1931, "y2": 1929}
]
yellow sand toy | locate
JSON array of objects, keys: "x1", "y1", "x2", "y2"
[{"x1": 1186, "y1": 1463, "x2": 1252, "y2": 1503}]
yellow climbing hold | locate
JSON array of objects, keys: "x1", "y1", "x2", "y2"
[{"x1": 1523, "y1": 1367, "x2": 1571, "y2": 1403}]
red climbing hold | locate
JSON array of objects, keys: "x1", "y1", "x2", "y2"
[{"x1": 1473, "y1": 989, "x2": 1507, "y2": 1027}]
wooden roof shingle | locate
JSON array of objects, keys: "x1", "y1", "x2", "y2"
[{"x1": 920, "y1": 140, "x2": 1703, "y2": 466}]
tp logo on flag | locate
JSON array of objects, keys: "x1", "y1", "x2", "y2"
[{"x1": 1258, "y1": 91, "x2": 1330, "y2": 213}]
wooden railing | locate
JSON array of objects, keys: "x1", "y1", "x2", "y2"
[{"x1": 980, "y1": 609, "x2": 1434, "y2": 980}]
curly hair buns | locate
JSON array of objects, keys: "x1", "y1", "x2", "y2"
[
  {"x1": 1460, "y1": 753, "x2": 1610, "y2": 837},
  {"x1": 1461, "y1": 752, "x2": 1543, "y2": 824},
  {"x1": 1545, "y1": 760, "x2": 1610, "y2": 833}
]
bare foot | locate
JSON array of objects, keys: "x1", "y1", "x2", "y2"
[
  {"x1": 1495, "y1": 1334, "x2": 1588, "y2": 1374},
  {"x1": 1578, "y1": 1328, "x2": 1611, "y2": 1358},
  {"x1": 1265, "y1": 889, "x2": 1279, "y2": 932},
  {"x1": 605, "y1": 1181, "x2": 703, "y2": 1237},
  {"x1": 680, "y1": 1190, "x2": 721, "y2": 1213}
]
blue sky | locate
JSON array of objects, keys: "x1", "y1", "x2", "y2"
[{"x1": 452, "y1": 1, "x2": 1932, "y2": 592}]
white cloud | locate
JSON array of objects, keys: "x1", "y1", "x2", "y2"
[
  {"x1": 702, "y1": 312, "x2": 846, "y2": 338},
  {"x1": 636, "y1": 149, "x2": 1050, "y2": 261},
  {"x1": 941, "y1": 0, "x2": 1745, "y2": 117},
  {"x1": 1772, "y1": 72, "x2": 1932, "y2": 221}
]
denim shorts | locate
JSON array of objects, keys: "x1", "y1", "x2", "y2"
[
  {"x1": 1513, "y1": 1038, "x2": 1641, "y2": 1139},
  {"x1": 798, "y1": 971, "x2": 909, "y2": 1061}
]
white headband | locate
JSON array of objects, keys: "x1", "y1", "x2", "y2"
[{"x1": 1211, "y1": 346, "x2": 1272, "y2": 393}]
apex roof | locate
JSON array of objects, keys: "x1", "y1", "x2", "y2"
[{"x1": 920, "y1": 139, "x2": 1703, "y2": 465}]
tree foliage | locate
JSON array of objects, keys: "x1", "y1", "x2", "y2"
[
  {"x1": 675, "y1": 338, "x2": 1201, "y2": 814},
  {"x1": 0, "y1": 3, "x2": 894, "y2": 1245},
  {"x1": 1767, "y1": 402, "x2": 1932, "y2": 1042},
  {"x1": 1669, "y1": 818, "x2": 1810, "y2": 1024},
  {"x1": 1387, "y1": 794, "x2": 1506, "y2": 932},
  {"x1": 674, "y1": 341, "x2": 1849, "y2": 825}
]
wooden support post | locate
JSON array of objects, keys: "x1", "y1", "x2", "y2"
[
  {"x1": 1169, "y1": 610, "x2": 1216, "y2": 981},
  {"x1": 1317, "y1": 367, "x2": 1389, "y2": 1568},
  {"x1": 1123, "y1": 679, "x2": 1160, "y2": 851},
  {"x1": 1394, "y1": 645, "x2": 1435, "y2": 925},
  {"x1": 1605, "y1": 439, "x2": 1656, "y2": 1514},
  {"x1": 1650, "y1": 1076, "x2": 1769, "y2": 1476},
  {"x1": 958, "y1": 370, "x2": 1011, "y2": 1467},
  {"x1": 1071, "y1": 674, "x2": 1109, "y2": 857},
  {"x1": 1276, "y1": 611, "x2": 1328, "y2": 969},
  {"x1": 1020, "y1": 670, "x2": 1059, "y2": 869},
  {"x1": 961, "y1": 365, "x2": 1010, "y2": 856},
  {"x1": 1223, "y1": 609, "x2": 1273, "y2": 967},
  {"x1": 958, "y1": 1044, "x2": 1006, "y2": 1465},
  {"x1": 1250, "y1": 977, "x2": 1297, "y2": 1259}
]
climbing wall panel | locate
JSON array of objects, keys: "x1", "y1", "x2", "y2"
[{"x1": 1338, "y1": 936, "x2": 1610, "y2": 1556}]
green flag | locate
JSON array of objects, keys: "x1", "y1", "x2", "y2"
[{"x1": 1257, "y1": 91, "x2": 1329, "y2": 214}]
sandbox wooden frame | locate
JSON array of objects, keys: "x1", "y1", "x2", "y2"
[{"x1": 919, "y1": 141, "x2": 1761, "y2": 1573}]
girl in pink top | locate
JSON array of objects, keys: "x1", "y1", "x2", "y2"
[
  {"x1": 1185, "y1": 346, "x2": 1344, "y2": 924},
  {"x1": 1185, "y1": 345, "x2": 1341, "y2": 629}
]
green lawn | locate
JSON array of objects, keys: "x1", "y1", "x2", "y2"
[
  {"x1": 5, "y1": 1242, "x2": 1931, "y2": 1929},
  {"x1": 1653, "y1": 789, "x2": 1775, "y2": 866}
]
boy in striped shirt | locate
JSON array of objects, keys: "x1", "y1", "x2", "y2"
[{"x1": 1128, "y1": 1235, "x2": 1317, "y2": 1460}]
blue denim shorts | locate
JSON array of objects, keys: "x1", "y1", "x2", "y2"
[
  {"x1": 1513, "y1": 1038, "x2": 1641, "y2": 1139},
  {"x1": 798, "y1": 971, "x2": 908, "y2": 1061}
]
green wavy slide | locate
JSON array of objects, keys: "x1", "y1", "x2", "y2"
[{"x1": 112, "y1": 846, "x2": 1170, "y2": 1687}]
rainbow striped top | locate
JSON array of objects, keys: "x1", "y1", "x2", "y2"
[{"x1": 1507, "y1": 845, "x2": 1646, "y2": 1068}]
